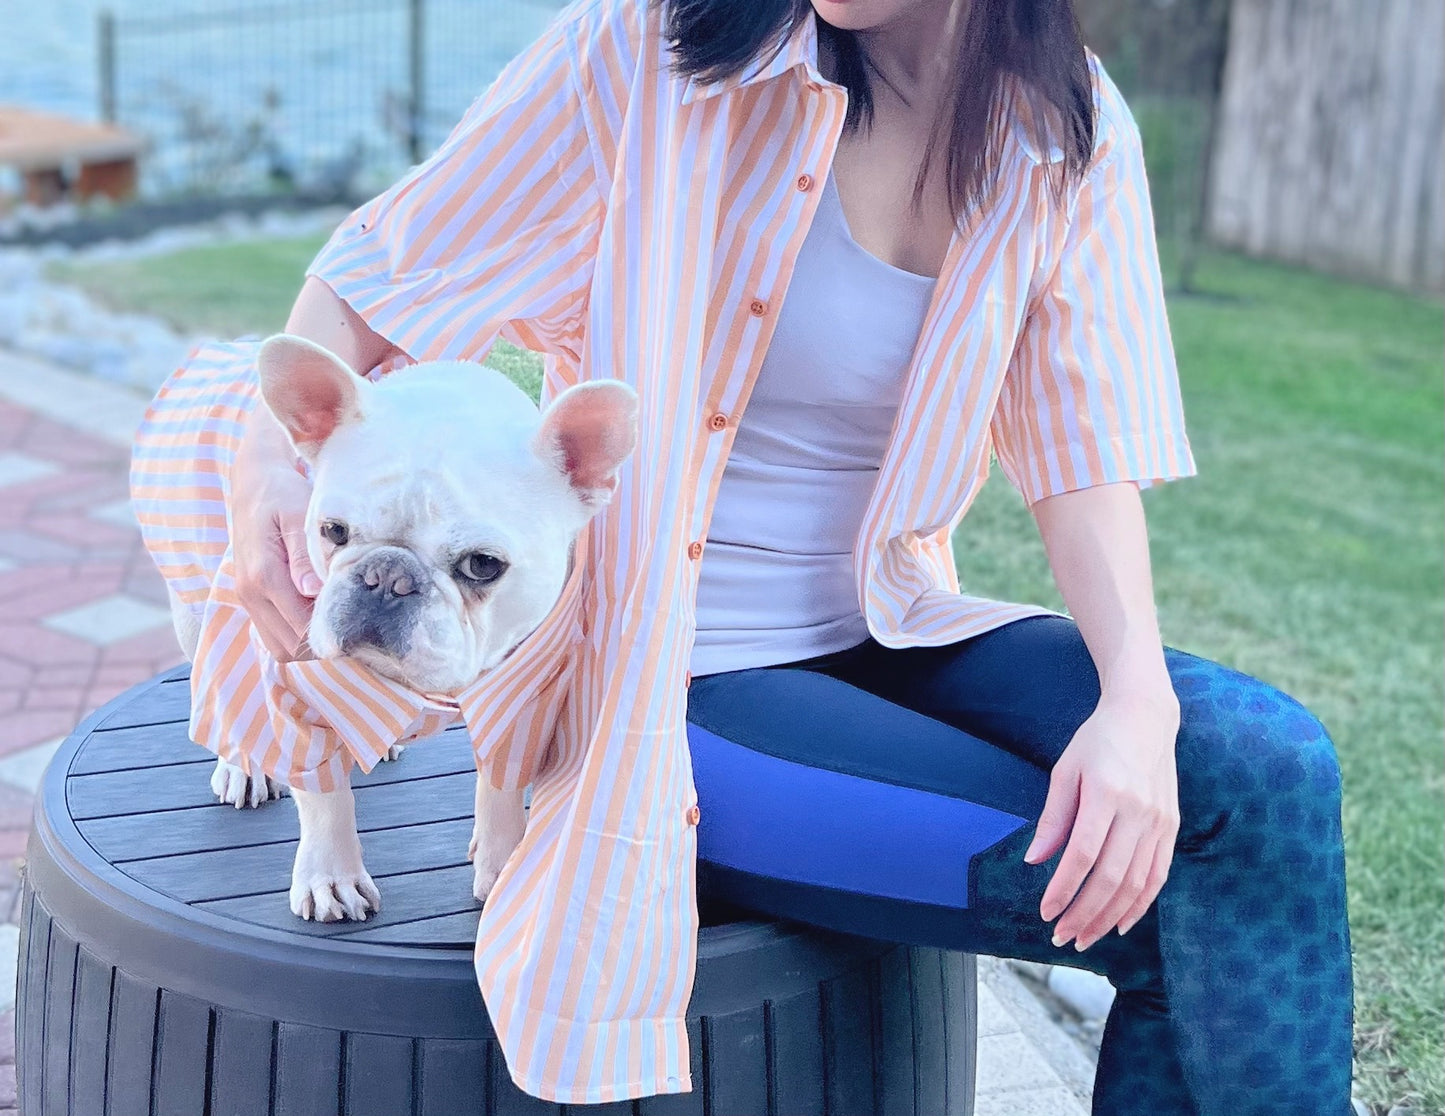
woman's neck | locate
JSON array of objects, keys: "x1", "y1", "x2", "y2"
[{"x1": 852, "y1": 0, "x2": 965, "y2": 103}]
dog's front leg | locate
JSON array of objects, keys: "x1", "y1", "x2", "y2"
[
  {"x1": 290, "y1": 782, "x2": 380, "y2": 922},
  {"x1": 469, "y1": 774, "x2": 526, "y2": 903},
  {"x1": 210, "y1": 758, "x2": 288, "y2": 808}
]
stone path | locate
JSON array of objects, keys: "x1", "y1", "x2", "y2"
[
  {"x1": 0, "y1": 348, "x2": 181, "y2": 1114},
  {"x1": 0, "y1": 343, "x2": 1096, "y2": 1114}
]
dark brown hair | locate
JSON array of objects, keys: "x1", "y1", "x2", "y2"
[{"x1": 659, "y1": 0, "x2": 1096, "y2": 227}]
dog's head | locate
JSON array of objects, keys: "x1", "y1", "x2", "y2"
[{"x1": 257, "y1": 334, "x2": 637, "y2": 693}]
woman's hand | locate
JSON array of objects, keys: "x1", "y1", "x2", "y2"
[
  {"x1": 1024, "y1": 687, "x2": 1181, "y2": 952},
  {"x1": 225, "y1": 278, "x2": 402, "y2": 659},
  {"x1": 1026, "y1": 482, "x2": 1181, "y2": 952},
  {"x1": 231, "y1": 404, "x2": 320, "y2": 660}
]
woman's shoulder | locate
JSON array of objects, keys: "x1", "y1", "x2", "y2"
[
  {"x1": 1085, "y1": 53, "x2": 1143, "y2": 167},
  {"x1": 1006, "y1": 52, "x2": 1141, "y2": 173},
  {"x1": 548, "y1": 0, "x2": 654, "y2": 72}
]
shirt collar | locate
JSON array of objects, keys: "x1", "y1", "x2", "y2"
[
  {"x1": 678, "y1": 18, "x2": 1070, "y2": 168},
  {"x1": 679, "y1": 10, "x2": 829, "y2": 105}
]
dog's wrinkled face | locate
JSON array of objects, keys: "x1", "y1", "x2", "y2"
[{"x1": 257, "y1": 335, "x2": 637, "y2": 693}]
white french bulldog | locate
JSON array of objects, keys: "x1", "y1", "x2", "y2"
[{"x1": 172, "y1": 334, "x2": 636, "y2": 922}]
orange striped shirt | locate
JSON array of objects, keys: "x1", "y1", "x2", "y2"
[{"x1": 132, "y1": 0, "x2": 1193, "y2": 1101}]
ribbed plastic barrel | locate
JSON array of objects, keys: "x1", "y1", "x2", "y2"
[{"x1": 16, "y1": 666, "x2": 976, "y2": 1115}]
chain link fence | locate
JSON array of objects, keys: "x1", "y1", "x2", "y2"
[
  {"x1": 97, "y1": 0, "x2": 565, "y2": 199},
  {"x1": 93, "y1": 0, "x2": 1227, "y2": 282}
]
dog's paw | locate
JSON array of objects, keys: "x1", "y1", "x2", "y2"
[
  {"x1": 472, "y1": 855, "x2": 505, "y2": 904},
  {"x1": 211, "y1": 759, "x2": 287, "y2": 809},
  {"x1": 289, "y1": 867, "x2": 381, "y2": 923},
  {"x1": 469, "y1": 832, "x2": 512, "y2": 904}
]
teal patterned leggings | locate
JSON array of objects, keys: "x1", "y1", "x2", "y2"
[{"x1": 687, "y1": 616, "x2": 1355, "y2": 1114}]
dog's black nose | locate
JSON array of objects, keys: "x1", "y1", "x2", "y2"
[
  {"x1": 334, "y1": 548, "x2": 431, "y2": 657},
  {"x1": 353, "y1": 549, "x2": 427, "y2": 600}
]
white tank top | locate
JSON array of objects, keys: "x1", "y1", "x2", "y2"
[{"x1": 690, "y1": 172, "x2": 937, "y2": 677}]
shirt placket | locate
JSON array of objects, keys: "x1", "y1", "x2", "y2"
[{"x1": 682, "y1": 78, "x2": 850, "y2": 626}]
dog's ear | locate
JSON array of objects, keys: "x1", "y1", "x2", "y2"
[
  {"x1": 257, "y1": 334, "x2": 364, "y2": 460},
  {"x1": 533, "y1": 381, "x2": 639, "y2": 510}
]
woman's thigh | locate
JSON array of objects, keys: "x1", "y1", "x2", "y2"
[
  {"x1": 836, "y1": 615, "x2": 1343, "y2": 851},
  {"x1": 829, "y1": 614, "x2": 1104, "y2": 770},
  {"x1": 684, "y1": 614, "x2": 1343, "y2": 959},
  {"x1": 685, "y1": 658, "x2": 1060, "y2": 948}
]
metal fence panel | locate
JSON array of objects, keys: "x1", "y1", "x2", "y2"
[{"x1": 98, "y1": 0, "x2": 565, "y2": 198}]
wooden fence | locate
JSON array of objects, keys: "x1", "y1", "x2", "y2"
[{"x1": 1207, "y1": 0, "x2": 1444, "y2": 292}]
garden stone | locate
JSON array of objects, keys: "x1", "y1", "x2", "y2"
[
  {"x1": 20, "y1": 329, "x2": 99, "y2": 369},
  {"x1": 0, "y1": 297, "x2": 23, "y2": 346},
  {"x1": 1008, "y1": 959, "x2": 1054, "y2": 985},
  {"x1": 0, "y1": 244, "x2": 202, "y2": 393},
  {"x1": 1047, "y1": 966, "x2": 1116, "y2": 1022},
  {"x1": 77, "y1": 238, "x2": 130, "y2": 263},
  {"x1": 82, "y1": 338, "x2": 133, "y2": 382},
  {"x1": 0, "y1": 205, "x2": 355, "y2": 395}
]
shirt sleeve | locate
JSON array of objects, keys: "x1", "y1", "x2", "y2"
[
  {"x1": 131, "y1": 340, "x2": 263, "y2": 612},
  {"x1": 990, "y1": 90, "x2": 1196, "y2": 506},
  {"x1": 306, "y1": 9, "x2": 603, "y2": 371}
]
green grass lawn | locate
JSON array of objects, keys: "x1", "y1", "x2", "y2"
[
  {"x1": 50, "y1": 236, "x2": 1445, "y2": 1113},
  {"x1": 52, "y1": 237, "x2": 331, "y2": 339}
]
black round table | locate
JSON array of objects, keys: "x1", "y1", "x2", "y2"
[{"x1": 16, "y1": 665, "x2": 977, "y2": 1115}]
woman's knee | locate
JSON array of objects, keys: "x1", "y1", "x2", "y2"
[{"x1": 1168, "y1": 653, "x2": 1342, "y2": 836}]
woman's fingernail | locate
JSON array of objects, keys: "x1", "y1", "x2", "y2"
[
  {"x1": 1074, "y1": 938, "x2": 1088, "y2": 952},
  {"x1": 301, "y1": 574, "x2": 322, "y2": 596},
  {"x1": 1051, "y1": 931, "x2": 1066, "y2": 948}
]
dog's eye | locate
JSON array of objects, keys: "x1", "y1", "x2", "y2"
[
  {"x1": 320, "y1": 520, "x2": 350, "y2": 547},
  {"x1": 455, "y1": 552, "x2": 506, "y2": 585}
]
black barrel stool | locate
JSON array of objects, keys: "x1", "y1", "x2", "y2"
[{"x1": 16, "y1": 666, "x2": 977, "y2": 1115}]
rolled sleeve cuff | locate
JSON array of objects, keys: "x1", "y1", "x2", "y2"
[
  {"x1": 304, "y1": 213, "x2": 442, "y2": 362},
  {"x1": 1005, "y1": 431, "x2": 1198, "y2": 506}
]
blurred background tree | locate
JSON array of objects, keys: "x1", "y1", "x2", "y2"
[
  {"x1": 1077, "y1": 0, "x2": 1233, "y2": 293},
  {"x1": 1079, "y1": 0, "x2": 1443, "y2": 296}
]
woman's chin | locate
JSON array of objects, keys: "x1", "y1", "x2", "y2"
[{"x1": 810, "y1": 0, "x2": 899, "y2": 32}]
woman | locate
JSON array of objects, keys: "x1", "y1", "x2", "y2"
[{"x1": 134, "y1": 0, "x2": 1354, "y2": 1109}]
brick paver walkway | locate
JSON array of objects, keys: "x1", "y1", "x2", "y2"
[
  {"x1": 0, "y1": 395, "x2": 181, "y2": 839},
  {"x1": 0, "y1": 351, "x2": 184, "y2": 1115}
]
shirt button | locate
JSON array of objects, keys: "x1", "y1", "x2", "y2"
[
  {"x1": 686, "y1": 805, "x2": 701, "y2": 826},
  {"x1": 707, "y1": 412, "x2": 728, "y2": 432},
  {"x1": 749, "y1": 298, "x2": 768, "y2": 317},
  {"x1": 796, "y1": 173, "x2": 814, "y2": 191},
  {"x1": 687, "y1": 540, "x2": 704, "y2": 560}
]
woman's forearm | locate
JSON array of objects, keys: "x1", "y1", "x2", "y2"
[
  {"x1": 284, "y1": 276, "x2": 403, "y2": 376},
  {"x1": 234, "y1": 277, "x2": 402, "y2": 488},
  {"x1": 1027, "y1": 482, "x2": 1182, "y2": 948},
  {"x1": 225, "y1": 276, "x2": 401, "y2": 651},
  {"x1": 1031, "y1": 483, "x2": 1176, "y2": 715},
  {"x1": 240, "y1": 277, "x2": 405, "y2": 455}
]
